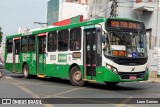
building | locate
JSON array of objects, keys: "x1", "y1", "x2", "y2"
[
  {"x1": 88, "y1": 0, "x2": 110, "y2": 19},
  {"x1": 47, "y1": 0, "x2": 89, "y2": 25},
  {"x1": 47, "y1": 0, "x2": 60, "y2": 25},
  {"x1": 119, "y1": 0, "x2": 160, "y2": 75},
  {"x1": 18, "y1": 27, "x2": 30, "y2": 34},
  {"x1": 88, "y1": 0, "x2": 158, "y2": 48},
  {"x1": 66, "y1": 0, "x2": 88, "y2": 5},
  {"x1": 88, "y1": 0, "x2": 160, "y2": 75},
  {"x1": 132, "y1": 0, "x2": 160, "y2": 75}
]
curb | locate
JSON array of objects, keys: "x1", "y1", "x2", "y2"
[
  {"x1": 5, "y1": 76, "x2": 14, "y2": 79},
  {"x1": 147, "y1": 78, "x2": 160, "y2": 83}
]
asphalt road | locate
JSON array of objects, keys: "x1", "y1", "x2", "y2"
[{"x1": 0, "y1": 69, "x2": 160, "y2": 107}]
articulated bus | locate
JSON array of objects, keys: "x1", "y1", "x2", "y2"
[{"x1": 5, "y1": 18, "x2": 148, "y2": 86}]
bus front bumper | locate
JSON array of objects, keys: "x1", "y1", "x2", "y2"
[{"x1": 96, "y1": 66, "x2": 149, "y2": 82}]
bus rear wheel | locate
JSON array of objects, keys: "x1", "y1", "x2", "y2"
[
  {"x1": 104, "y1": 82, "x2": 119, "y2": 86},
  {"x1": 23, "y1": 64, "x2": 30, "y2": 79},
  {"x1": 69, "y1": 66, "x2": 85, "y2": 86}
]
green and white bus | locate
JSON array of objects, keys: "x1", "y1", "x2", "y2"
[{"x1": 5, "y1": 18, "x2": 149, "y2": 86}]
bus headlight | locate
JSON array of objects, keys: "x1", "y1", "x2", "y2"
[
  {"x1": 106, "y1": 64, "x2": 112, "y2": 70},
  {"x1": 106, "y1": 63, "x2": 118, "y2": 74},
  {"x1": 112, "y1": 67, "x2": 118, "y2": 74}
]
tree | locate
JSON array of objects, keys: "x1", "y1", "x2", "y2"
[{"x1": 0, "y1": 27, "x2": 2, "y2": 44}]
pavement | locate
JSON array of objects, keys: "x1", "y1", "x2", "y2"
[
  {"x1": 1, "y1": 62, "x2": 160, "y2": 83},
  {"x1": 1, "y1": 69, "x2": 160, "y2": 83},
  {"x1": 147, "y1": 78, "x2": 160, "y2": 83}
]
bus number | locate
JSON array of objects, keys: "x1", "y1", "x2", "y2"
[
  {"x1": 129, "y1": 23, "x2": 137, "y2": 29},
  {"x1": 137, "y1": 48, "x2": 144, "y2": 53},
  {"x1": 50, "y1": 55, "x2": 56, "y2": 61},
  {"x1": 111, "y1": 21, "x2": 119, "y2": 27}
]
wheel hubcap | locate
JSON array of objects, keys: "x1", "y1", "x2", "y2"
[
  {"x1": 24, "y1": 68, "x2": 27, "y2": 76},
  {"x1": 73, "y1": 71, "x2": 82, "y2": 82}
]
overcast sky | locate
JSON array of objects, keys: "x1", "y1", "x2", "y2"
[{"x1": 0, "y1": 0, "x2": 48, "y2": 35}]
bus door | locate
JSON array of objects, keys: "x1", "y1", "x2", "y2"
[
  {"x1": 37, "y1": 34, "x2": 46, "y2": 76},
  {"x1": 84, "y1": 28, "x2": 102, "y2": 80},
  {"x1": 13, "y1": 38, "x2": 20, "y2": 72}
]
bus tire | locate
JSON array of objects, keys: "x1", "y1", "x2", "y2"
[
  {"x1": 104, "y1": 82, "x2": 119, "y2": 86},
  {"x1": 23, "y1": 64, "x2": 30, "y2": 79},
  {"x1": 69, "y1": 66, "x2": 85, "y2": 86}
]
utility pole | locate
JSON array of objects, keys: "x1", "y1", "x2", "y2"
[
  {"x1": 110, "y1": 0, "x2": 118, "y2": 17},
  {"x1": 34, "y1": 22, "x2": 48, "y2": 27}
]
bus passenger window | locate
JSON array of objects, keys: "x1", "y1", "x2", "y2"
[
  {"x1": 58, "y1": 29, "x2": 69, "y2": 51},
  {"x1": 21, "y1": 36, "x2": 28, "y2": 53},
  {"x1": 48, "y1": 31, "x2": 57, "y2": 52},
  {"x1": 6, "y1": 39, "x2": 13, "y2": 53},
  {"x1": 28, "y1": 35, "x2": 35, "y2": 52},
  {"x1": 70, "y1": 27, "x2": 81, "y2": 51},
  {"x1": 74, "y1": 40, "x2": 80, "y2": 50}
]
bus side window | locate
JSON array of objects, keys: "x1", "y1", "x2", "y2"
[
  {"x1": 6, "y1": 39, "x2": 13, "y2": 53},
  {"x1": 22, "y1": 45, "x2": 26, "y2": 52},
  {"x1": 48, "y1": 31, "x2": 57, "y2": 52},
  {"x1": 28, "y1": 35, "x2": 35, "y2": 52},
  {"x1": 21, "y1": 36, "x2": 28, "y2": 53},
  {"x1": 70, "y1": 27, "x2": 81, "y2": 51},
  {"x1": 74, "y1": 40, "x2": 80, "y2": 50},
  {"x1": 58, "y1": 29, "x2": 69, "y2": 51}
]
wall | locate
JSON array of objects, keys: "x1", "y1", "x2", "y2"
[
  {"x1": 118, "y1": 0, "x2": 137, "y2": 19},
  {"x1": 88, "y1": 0, "x2": 110, "y2": 19},
  {"x1": 0, "y1": 42, "x2": 5, "y2": 63},
  {"x1": 135, "y1": 1, "x2": 160, "y2": 74},
  {"x1": 157, "y1": 7, "x2": 160, "y2": 47},
  {"x1": 59, "y1": 1, "x2": 88, "y2": 21}
]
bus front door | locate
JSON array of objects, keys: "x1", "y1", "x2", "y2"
[
  {"x1": 84, "y1": 28, "x2": 102, "y2": 80},
  {"x1": 13, "y1": 38, "x2": 20, "y2": 72},
  {"x1": 37, "y1": 36, "x2": 46, "y2": 76}
]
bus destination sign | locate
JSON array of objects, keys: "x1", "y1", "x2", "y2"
[{"x1": 106, "y1": 19, "x2": 143, "y2": 30}]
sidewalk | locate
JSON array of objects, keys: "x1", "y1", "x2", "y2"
[
  {"x1": 147, "y1": 77, "x2": 160, "y2": 83},
  {"x1": 0, "y1": 64, "x2": 4, "y2": 79}
]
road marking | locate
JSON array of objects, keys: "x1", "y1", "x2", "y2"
[
  {"x1": 54, "y1": 95, "x2": 70, "y2": 98},
  {"x1": 12, "y1": 83, "x2": 54, "y2": 107},
  {"x1": 54, "y1": 87, "x2": 84, "y2": 96},
  {"x1": 45, "y1": 87, "x2": 84, "y2": 98},
  {"x1": 115, "y1": 104, "x2": 136, "y2": 107},
  {"x1": 5, "y1": 76, "x2": 14, "y2": 79},
  {"x1": 115, "y1": 96, "x2": 136, "y2": 107}
]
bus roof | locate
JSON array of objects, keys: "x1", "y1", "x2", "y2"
[
  {"x1": 6, "y1": 17, "x2": 143, "y2": 39},
  {"x1": 6, "y1": 34, "x2": 22, "y2": 39},
  {"x1": 32, "y1": 18, "x2": 106, "y2": 34},
  {"x1": 6, "y1": 18, "x2": 106, "y2": 39}
]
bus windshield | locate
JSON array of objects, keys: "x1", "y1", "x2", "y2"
[{"x1": 103, "y1": 29, "x2": 147, "y2": 58}]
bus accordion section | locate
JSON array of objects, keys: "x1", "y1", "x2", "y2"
[{"x1": 5, "y1": 17, "x2": 149, "y2": 86}]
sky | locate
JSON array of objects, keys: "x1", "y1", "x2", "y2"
[{"x1": 0, "y1": 0, "x2": 48, "y2": 35}]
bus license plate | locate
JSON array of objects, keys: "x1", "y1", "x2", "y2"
[{"x1": 129, "y1": 76, "x2": 136, "y2": 79}]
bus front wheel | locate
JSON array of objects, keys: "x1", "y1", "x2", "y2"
[
  {"x1": 69, "y1": 66, "x2": 85, "y2": 86},
  {"x1": 23, "y1": 64, "x2": 30, "y2": 79}
]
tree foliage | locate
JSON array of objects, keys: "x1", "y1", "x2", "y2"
[{"x1": 0, "y1": 31, "x2": 2, "y2": 44}]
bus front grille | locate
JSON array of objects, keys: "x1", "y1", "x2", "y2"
[{"x1": 118, "y1": 71, "x2": 145, "y2": 79}]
